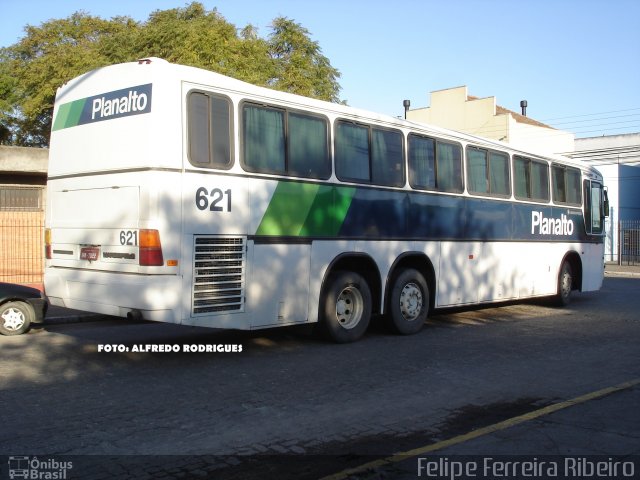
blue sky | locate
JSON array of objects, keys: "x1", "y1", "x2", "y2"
[{"x1": 2, "y1": 0, "x2": 639, "y2": 137}]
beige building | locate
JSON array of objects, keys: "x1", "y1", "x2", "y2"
[
  {"x1": 406, "y1": 86, "x2": 574, "y2": 156},
  {"x1": 0, "y1": 145, "x2": 48, "y2": 288}
]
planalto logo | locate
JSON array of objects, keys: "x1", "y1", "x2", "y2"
[
  {"x1": 91, "y1": 88, "x2": 149, "y2": 120},
  {"x1": 531, "y1": 211, "x2": 574, "y2": 236},
  {"x1": 52, "y1": 84, "x2": 152, "y2": 131}
]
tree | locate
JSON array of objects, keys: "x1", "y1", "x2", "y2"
[
  {"x1": 0, "y1": 13, "x2": 134, "y2": 146},
  {"x1": 0, "y1": 2, "x2": 341, "y2": 147},
  {"x1": 268, "y1": 17, "x2": 341, "y2": 102}
]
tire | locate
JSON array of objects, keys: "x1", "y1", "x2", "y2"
[
  {"x1": 554, "y1": 261, "x2": 573, "y2": 306},
  {"x1": 0, "y1": 301, "x2": 34, "y2": 336},
  {"x1": 387, "y1": 268, "x2": 429, "y2": 335},
  {"x1": 319, "y1": 271, "x2": 372, "y2": 343}
]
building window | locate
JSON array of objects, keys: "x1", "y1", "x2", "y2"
[{"x1": 0, "y1": 187, "x2": 43, "y2": 211}]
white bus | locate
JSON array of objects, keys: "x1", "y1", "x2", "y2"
[{"x1": 44, "y1": 58, "x2": 608, "y2": 343}]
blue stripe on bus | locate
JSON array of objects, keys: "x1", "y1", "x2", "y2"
[{"x1": 337, "y1": 189, "x2": 598, "y2": 243}]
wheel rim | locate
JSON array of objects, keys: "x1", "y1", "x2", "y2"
[
  {"x1": 2, "y1": 308, "x2": 26, "y2": 331},
  {"x1": 335, "y1": 286, "x2": 364, "y2": 330},
  {"x1": 400, "y1": 282, "x2": 423, "y2": 321}
]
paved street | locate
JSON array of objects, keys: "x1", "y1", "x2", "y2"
[{"x1": 1, "y1": 275, "x2": 639, "y2": 479}]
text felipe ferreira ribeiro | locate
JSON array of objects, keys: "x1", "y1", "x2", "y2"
[
  {"x1": 98, "y1": 344, "x2": 243, "y2": 353},
  {"x1": 417, "y1": 457, "x2": 635, "y2": 479}
]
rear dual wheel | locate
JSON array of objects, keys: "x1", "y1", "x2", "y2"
[
  {"x1": 318, "y1": 268, "x2": 429, "y2": 343},
  {"x1": 319, "y1": 271, "x2": 372, "y2": 343},
  {"x1": 387, "y1": 268, "x2": 429, "y2": 335}
]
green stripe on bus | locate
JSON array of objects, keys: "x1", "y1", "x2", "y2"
[
  {"x1": 256, "y1": 182, "x2": 321, "y2": 236},
  {"x1": 52, "y1": 98, "x2": 86, "y2": 131},
  {"x1": 300, "y1": 185, "x2": 356, "y2": 236},
  {"x1": 256, "y1": 182, "x2": 356, "y2": 237}
]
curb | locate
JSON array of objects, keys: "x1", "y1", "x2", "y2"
[{"x1": 604, "y1": 271, "x2": 640, "y2": 278}]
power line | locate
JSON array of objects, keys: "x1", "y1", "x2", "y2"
[
  {"x1": 469, "y1": 122, "x2": 640, "y2": 140},
  {"x1": 540, "y1": 107, "x2": 640, "y2": 122},
  {"x1": 550, "y1": 112, "x2": 640, "y2": 127}
]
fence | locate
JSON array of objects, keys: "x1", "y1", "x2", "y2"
[
  {"x1": 619, "y1": 220, "x2": 640, "y2": 266},
  {"x1": 0, "y1": 186, "x2": 45, "y2": 288}
]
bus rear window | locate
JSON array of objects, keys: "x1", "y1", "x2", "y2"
[{"x1": 187, "y1": 92, "x2": 233, "y2": 169}]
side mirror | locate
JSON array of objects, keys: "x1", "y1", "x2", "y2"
[{"x1": 603, "y1": 188, "x2": 609, "y2": 218}]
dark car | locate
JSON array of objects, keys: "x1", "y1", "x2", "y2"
[{"x1": 0, "y1": 283, "x2": 48, "y2": 335}]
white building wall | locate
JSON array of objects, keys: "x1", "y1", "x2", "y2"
[{"x1": 508, "y1": 119, "x2": 575, "y2": 156}]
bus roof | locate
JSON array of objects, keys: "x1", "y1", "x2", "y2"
[{"x1": 56, "y1": 57, "x2": 601, "y2": 180}]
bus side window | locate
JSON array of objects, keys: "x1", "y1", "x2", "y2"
[
  {"x1": 531, "y1": 160, "x2": 550, "y2": 201},
  {"x1": 590, "y1": 182, "x2": 604, "y2": 234},
  {"x1": 371, "y1": 127, "x2": 404, "y2": 187},
  {"x1": 408, "y1": 134, "x2": 436, "y2": 190},
  {"x1": 408, "y1": 135, "x2": 462, "y2": 193},
  {"x1": 436, "y1": 141, "x2": 463, "y2": 193},
  {"x1": 552, "y1": 165, "x2": 581, "y2": 206},
  {"x1": 467, "y1": 147, "x2": 510, "y2": 197},
  {"x1": 335, "y1": 122, "x2": 404, "y2": 187},
  {"x1": 467, "y1": 147, "x2": 489, "y2": 194},
  {"x1": 566, "y1": 168, "x2": 582, "y2": 205},
  {"x1": 514, "y1": 156, "x2": 530, "y2": 199},
  {"x1": 288, "y1": 112, "x2": 330, "y2": 179},
  {"x1": 243, "y1": 104, "x2": 286, "y2": 174},
  {"x1": 489, "y1": 151, "x2": 510, "y2": 196},
  {"x1": 583, "y1": 180, "x2": 592, "y2": 234},
  {"x1": 514, "y1": 156, "x2": 549, "y2": 202},
  {"x1": 187, "y1": 91, "x2": 233, "y2": 169},
  {"x1": 335, "y1": 121, "x2": 370, "y2": 182}
]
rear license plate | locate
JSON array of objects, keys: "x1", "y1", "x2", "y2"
[{"x1": 80, "y1": 246, "x2": 100, "y2": 261}]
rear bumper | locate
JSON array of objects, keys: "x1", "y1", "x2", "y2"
[{"x1": 44, "y1": 268, "x2": 182, "y2": 323}]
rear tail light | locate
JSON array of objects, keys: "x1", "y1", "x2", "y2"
[
  {"x1": 139, "y1": 229, "x2": 164, "y2": 266},
  {"x1": 45, "y1": 228, "x2": 52, "y2": 259}
]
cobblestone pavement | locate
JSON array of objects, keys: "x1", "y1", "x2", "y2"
[{"x1": 1, "y1": 276, "x2": 639, "y2": 479}]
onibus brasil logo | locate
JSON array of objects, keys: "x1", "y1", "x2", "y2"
[{"x1": 8, "y1": 456, "x2": 72, "y2": 479}]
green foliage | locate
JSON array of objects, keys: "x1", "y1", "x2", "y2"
[
  {"x1": 268, "y1": 17, "x2": 341, "y2": 103},
  {"x1": 0, "y1": 12, "x2": 133, "y2": 145},
  {"x1": 0, "y1": 2, "x2": 341, "y2": 147}
]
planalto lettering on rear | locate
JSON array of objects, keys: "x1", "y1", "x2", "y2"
[
  {"x1": 53, "y1": 83, "x2": 153, "y2": 131},
  {"x1": 91, "y1": 89, "x2": 149, "y2": 120}
]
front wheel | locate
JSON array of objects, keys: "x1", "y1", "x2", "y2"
[
  {"x1": 0, "y1": 301, "x2": 34, "y2": 336},
  {"x1": 387, "y1": 268, "x2": 429, "y2": 335},
  {"x1": 554, "y1": 261, "x2": 573, "y2": 306},
  {"x1": 319, "y1": 271, "x2": 372, "y2": 343}
]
